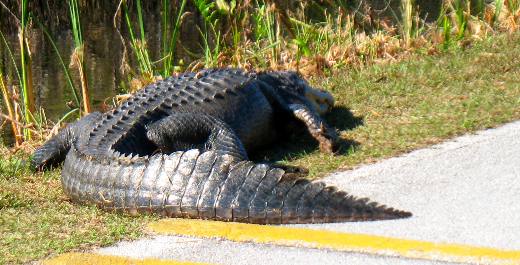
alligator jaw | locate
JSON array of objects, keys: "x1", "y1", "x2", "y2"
[{"x1": 304, "y1": 85, "x2": 335, "y2": 115}]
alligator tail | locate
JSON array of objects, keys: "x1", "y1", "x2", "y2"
[
  {"x1": 62, "y1": 148, "x2": 411, "y2": 224},
  {"x1": 31, "y1": 112, "x2": 102, "y2": 170}
]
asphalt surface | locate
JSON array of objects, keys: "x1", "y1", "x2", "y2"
[
  {"x1": 296, "y1": 119, "x2": 520, "y2": 249},
  {"x1": 59, "y1": 120, "x2": 520, "y2": 265},
  {"x1": 97, "y1": 235, "x2": 462, "y2": 265}
]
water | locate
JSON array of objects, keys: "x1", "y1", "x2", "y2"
[
  {"x1": 0, "y1": 1, "x2": 206, "y2": 122},
  {"x1": 2, "y1": 26, "x2": 126, "y2": 119}
]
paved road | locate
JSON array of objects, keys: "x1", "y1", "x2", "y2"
[
  {"x1": 297, "y1": 119, "x2": 520, "y2": 250},
  {"x1": 44, "y1": 120, "x2": 520, "y2": 265},
  {"x1": 97, "y1": 235, "x2": 460, "y2": 265}
]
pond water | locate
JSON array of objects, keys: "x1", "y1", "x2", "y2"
[
  {"x1": 1, "y1": 1, "x2": 210, "y2": 123},
  {"x1": 1, "y1": 25, "x2": 125, "y2": 119}
]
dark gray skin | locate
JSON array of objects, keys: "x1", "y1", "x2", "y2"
[{"x1": 32, "y1": 68, "x2": 411, "y2": 224}]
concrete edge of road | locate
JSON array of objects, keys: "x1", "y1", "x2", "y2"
[
  {"x1": 42, "y1": 252, "x2": 213, "y2": 265},
  {"x1": 145, "y1": 219, "x2": 520, "y2": 265},
  {"x1": 43, "y1": 218, "x2": 520, "y2": 265}
]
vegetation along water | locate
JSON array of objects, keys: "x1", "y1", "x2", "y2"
[{"x1": 0, "y1": 0, "x2": 517, "y2": 146}]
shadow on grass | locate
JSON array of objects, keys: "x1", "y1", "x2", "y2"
[{"x1": 251, "y1": 106, "x2": 364, "y2": 163}]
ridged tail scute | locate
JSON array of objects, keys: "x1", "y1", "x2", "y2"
[
  {"x1": 31, "y1": 125, "x2": 74, "y2": 170},
  {"x1": 62, "y1": 148, "x2": 411, "y2": 224},
  {"x1": 31, "y1": 112, "x2": 102, "y2": 170}
]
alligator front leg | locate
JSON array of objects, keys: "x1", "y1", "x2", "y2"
[
  {"x1": 32, "y1": 112, "x2": 102, "y2": 170},
  {"x1": 288, "y1": 104, "x2": 338, "y2": 154},
  {"x1": 146, "y1": 113, "x2": 248, "y2": 160}
]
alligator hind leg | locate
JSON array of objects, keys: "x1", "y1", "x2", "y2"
[
  {"x1": 273, "y1": 164, "x2": 309, "y2": 178},
  {"x1": 288, "y1": 104, "x2": 338, "y2": 154},
  {"x1": 146, "y1": 113, "x2": 248, "y2": 160},
  {"x1": 32, "y1": 112, "x2": 102, "y2": 170}
]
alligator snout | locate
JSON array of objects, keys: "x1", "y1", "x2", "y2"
[{"x1": 304, "y1": 87, "x2": 335, "y2": 115}]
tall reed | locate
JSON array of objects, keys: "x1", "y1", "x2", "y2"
[
  {"x1": 123, "y1": 0, "x2": 154, "y2": 80},
  {"x1": 401, "y1": 0, "x2": 415, "y2": 47},
  {"x1": 217, "y1": 0, "x2": 247, "y2": 66},
  {"x1": 291, "y1": 17, "x2": 316, "y2": 63},
  {"x1": 506, "y1": 0, "x2": 520, "y2": 29},
  {"x1": 194, "y1": 0, "x2": 224, "y2": 68},
  {"x1": 68, "y1": 0, "x2": 91, "y2": 114},
  {"x1": 19, "y1": 0, "x2": 35, "y2": 139},
  {"x1": 475, "y1": 0, "x2": 486, "y2": 19},
  {"x1": 439, "y1": 5, "x2": 453, "y2": 49},
  {"x1": 0, "y1": 72, "x2": 22, "y2": 146},
  {"x1": 199, "y1": 26, "x2": 222, "y2": 68},
  {"x1": 1, "y1": 27, "x2": 23, "y2": 145},
  {"x1": 254, "y1": 1, "x2": 280, "y2": 67},
  {"x1": 162, "y1": 0, "x2": 187, "y2": 76},
  {"x1": 507, "y1": 0, "x2": 520, "y2": 14},
  {"x1": 491, "y1": 0, "x2": 505, "y2": 27},
  {"x1": 161, "y1": 0, "x2": 170, "y2": 72},
  {"x1": 453, "y1": 0, "x2": 469, "y2": 39}
]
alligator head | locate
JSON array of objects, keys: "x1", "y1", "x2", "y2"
[
  {"x1": 258, "y1": 71, "x2": 338, "y2": 153},
  {"x1": 258, "y1": 71, "x2": 334, "y2": 115}
]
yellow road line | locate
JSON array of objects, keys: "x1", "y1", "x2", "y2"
[
  {"x1": 149, "y1": 219, "x2": 520, "y2": 265},
  {"x1": 43, "y1": 252, "x2": 211, "y2": 265}
]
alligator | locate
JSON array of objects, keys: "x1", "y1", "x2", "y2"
[{"x1": 32, "y1": 68, "x2": 411, "y2": 224}]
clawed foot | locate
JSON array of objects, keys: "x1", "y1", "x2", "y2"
[
  {"x1": 275, "y1": 164, "x2": 309, "y2": 178},
  {"x1": 315, "y1": 123, "x2": 339, "y2": 154}
]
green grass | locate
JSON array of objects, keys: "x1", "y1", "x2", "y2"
[
  {"x1": 68, "y1": 0, "x2": 91, "y2": 114},
  {"x1": 123, "y1": 0, "x2": 153, "y2": 79},
  {"x1": 1, "y1": 33, "x2": 520, "y2": 264},
  {"x1": 0, "y1": 153, "x2": 157, "y2": 264},
  {"x1": 259, "y1": 32, "x2": 520, "y2": 177}
]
